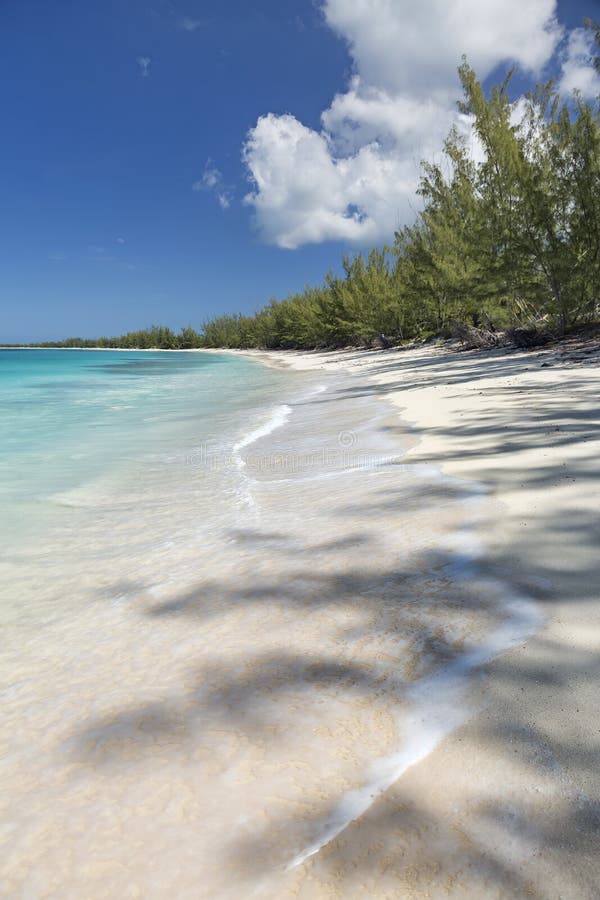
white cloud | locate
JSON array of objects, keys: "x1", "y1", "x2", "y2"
[
  {"x1": 558, "y1": 28, "x2": 600, "y2": 99},
  {"x1": 116, "y1": 236, "x2": 126, "y2": 245},
  {"x1": 322, "y1": 79, "x2": 449, "y2": 155},
  {"x1": 322, "y1": 0, "x2": 561, "y2": 99},
  {"x1": 136, "y1": 56, "x2": 151, "y2": 78},
  {"x1": 243, "y1": 0, "x2": 564, "y2": 248},
  {"x1": 193, "y1": 159, "x2": 233, "y2": 210},
  {"x1": 48, "y1": 252, "x2": 67, "y2": 261},
  {"x1": 243, "y1": 113, "x2": 416, "y2": 247}
]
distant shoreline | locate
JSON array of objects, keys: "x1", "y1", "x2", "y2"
[{"x1": 0, "y1": 346, "x2": 209, "y2": 351}]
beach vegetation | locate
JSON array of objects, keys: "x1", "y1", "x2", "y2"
[
  {"x1": 200, "y1": 30, "x2": 600, "y2": 350},
  {"x1": 25, "y1": 325, "x2": 204, "y2": 351}
]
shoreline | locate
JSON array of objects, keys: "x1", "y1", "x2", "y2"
[
  {"x1": 2, "y1": 343, "x2": 598, "y2": 895},
  {"x1": 0, "y1": 346, "x2": 212, "y2": 351},
  {"x1": 233, "y1": 342, "x2": 600, "y2": 895}
]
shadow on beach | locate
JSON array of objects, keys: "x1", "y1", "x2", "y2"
[{"x1": 63, "y1": 347, "x2": 600, "y2": 896}]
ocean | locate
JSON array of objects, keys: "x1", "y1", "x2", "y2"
[
  {"x1": 0, "y1": 349, "x2": 297, "y2": 626},
  {"x1": 0, "y1": 348, "x2": 538, "y2": 897}
]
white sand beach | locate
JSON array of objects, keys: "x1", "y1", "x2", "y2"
[
  {"x1": 2, "y1": 340, "x2": 598, "y2": 899},
  {"x1": 237, "y1": 339, "x2": 600, "y2": 897}
]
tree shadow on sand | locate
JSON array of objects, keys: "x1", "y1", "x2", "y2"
[{"x1": 65, "y1": 348, "x2": 600, "y2": 896}]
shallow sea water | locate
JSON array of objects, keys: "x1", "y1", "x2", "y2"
[{"x1": 0, "y1": 349, "x2": 538, "y2": 897}]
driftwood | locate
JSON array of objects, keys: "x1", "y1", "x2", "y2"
[
  {"x1": 451, "y1": 323, "x2": 506, "y2": 350},
  {"x1": 453, "y1": 321, "x2": 556, "y2": 351}
]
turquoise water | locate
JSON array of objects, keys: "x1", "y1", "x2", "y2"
[
  {"x1": 0, "y1": 348, "x2": 305, "y2": 633},
  {"x1": 0, "y1": 349, "x2": 290, "y2": 545}
]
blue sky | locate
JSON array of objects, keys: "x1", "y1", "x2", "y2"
[{"x1": 1, "y1": 0, "x2": 597, "y2": 342}]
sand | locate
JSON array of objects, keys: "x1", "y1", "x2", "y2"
[
  {"x1": 2, "y1": 341, "x2": 598, "y2": 898},
  {"x1": 236, "y1": 340, "x2": 600, "y2": 898}
]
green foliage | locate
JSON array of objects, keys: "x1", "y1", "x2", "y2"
[
  {"x1": 457, "y1": 51, "x2": 600, "y2": 333},
  {"x1": 26, "y1": 325, "x2": 204, "y2": 350}
]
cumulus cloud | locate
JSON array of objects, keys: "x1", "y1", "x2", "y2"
[
  {"x1": 193, "y1": 159, "x2": 233, "y2": 211},
  {"x1": 243, "y1": 0, "x2": 563, "y2": 248},
  {"x1": 558, "y1": 28, "x2": 600, "y2": 99},
  {"x1": 242, "y1": 113, "x2": 420, "y2": 248},
  {"x1": 136, "y1": 56, "x2": 151, "y2": 78},
  {"x1": 322, "y1": 0, "x2": 561, "y2": 99}
]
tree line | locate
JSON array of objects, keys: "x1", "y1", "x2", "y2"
[
  {"x1": 202, "y1": 41, "x2": 600, "y2": 350},
  {"x1": 22, "y1": 325, "x2": 203, "y2": 350},
  {"x1": 18, "y1": 32, "x2": 600, "y2": 352}
]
